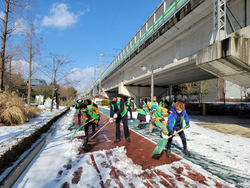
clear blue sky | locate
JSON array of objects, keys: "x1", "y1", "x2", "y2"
[{"x1": 25, "y1": 0, "x2": 161, "y2": 92}]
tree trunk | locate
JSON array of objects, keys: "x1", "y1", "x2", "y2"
[
  {"x1": 0, "y1": 0, "x2": 10, "y2": 91},
  {"x1": 27, "y1": 42, "x2": 32, "y2": 107},
  {"x1": 50, "y1": 81, "x2": 55, "y2": 112},
  {"x1": 56, "y1": 92, "x2": 59, "y2": 109},
  {"x1": 9, "y1": 56, "x2": 12, "y2": 92}
]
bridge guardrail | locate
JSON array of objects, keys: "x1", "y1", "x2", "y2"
[{"x1": 88, "y1": 0, "x2": 191, "y2": 94}]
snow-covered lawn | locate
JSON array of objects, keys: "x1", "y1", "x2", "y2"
[
  {"x1": 0, "y1": 105, "x2": 68, "y2": 182},
  {"x1": 0, "y1": 106, "x2": 67, "y2": 156}
]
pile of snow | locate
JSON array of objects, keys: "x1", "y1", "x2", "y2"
[{"x1": 98, "y1": 106, "x2": 250, "y2": 187}]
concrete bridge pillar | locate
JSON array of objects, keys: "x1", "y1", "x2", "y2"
[
  {"x1": 197, "y1": 32, "x2": 250, "y2": 88},
  {"x1": 169, "y1": 86, "x2": 172, "y2": 102}
]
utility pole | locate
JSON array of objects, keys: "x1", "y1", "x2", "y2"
[
  {"x1": 93, "y1": 65, "x2": 97, "y2": 96},
  {"x1": 99, "y1": 51, "x2": 115, "y2": 94}
]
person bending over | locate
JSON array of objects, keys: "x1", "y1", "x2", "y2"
[
  {"x1": 166, "y1": 101, "x2": 191, "y2": 157},
  {"x1": 110, "y1": 96, "x2": 131, "y2": 143}
]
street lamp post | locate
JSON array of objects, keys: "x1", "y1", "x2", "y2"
[
  {"x1": 99, "y1": 52, "x2": 102, "y2": 94},
  {"x1": 141, "y1": 64, "x2": 164, "y2": 101},
  {"x1": 99, "y1": 52, "x2": 116, "y2": 95}
]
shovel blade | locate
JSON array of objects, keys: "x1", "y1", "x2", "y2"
[
  {"x1": 72, "y1": 126, "x2": 83, "y2": 138},
  {"x1": 152, "y1": 138, "x2": 169, "y2": 155},
  {"x1": 67, "y1": 122, "x2": 75, "y2": 130}
]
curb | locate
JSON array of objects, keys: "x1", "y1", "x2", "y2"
[{"x1": 0, "y1": 107, "x2": 70, "y2": 188}]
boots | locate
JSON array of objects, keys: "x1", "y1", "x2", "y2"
[
  {"x1": 114, "y1": 138, "x2": 121, "y2": 143},
  {"x1": 166, "y1": 148, "x2": 171, "y2": 157},
  {"x1": 138, "y1": 124, "x2": 144, "y2": 129},
  {"x1": 138, "y1": 124, "x2": 143, "y2": 129},
  {"x1": 80, "y1": 136, "x2": 88, "y2": 149},
  {"x1": 183, "y1": 147, "x2": 191, "y2": 156}
]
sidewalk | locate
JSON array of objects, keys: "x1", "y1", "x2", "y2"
[
  {"x1": 69, "y1": 113, "x2": 231, "y2": 187},
  {"x1": 189, "y1": 115, "x2": 250, "y2": 138}
]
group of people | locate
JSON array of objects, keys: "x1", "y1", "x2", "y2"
[
  {"x1": 75, "y1": 96, "x2": 191, "y2": 157},
  {"x1": 110, "y1": 96, "x2": 191, "y2": 157},
  {"x1": 75, "y1": 99, "x2": 100, "y2": 148}
]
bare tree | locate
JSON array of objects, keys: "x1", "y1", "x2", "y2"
[
  {"x1": 22, "y1": 16, "x2": 43, "y2": 107},
  {"x1": 185, "y1": 83, "x2": 196, "y2": 102},
  {"x1": 194, "y1": 80, "x2": 211, "y2": 102},
  {"x1": 212, "y1": 78, "x2": 223, "y2": 101},
  {"x1": 4, "y1": 41, "x2": 21, "y2": 92},
  {"x1": 0, "y1": 0, "x2": 34, "y2": 91},
  {"x1": 41, "y1": 53, "x2": 75, "y2": 112}
]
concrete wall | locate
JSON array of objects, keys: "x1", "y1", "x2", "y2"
[{"x1": 96, "y1": 0, "x2": 250, "y2": 100}]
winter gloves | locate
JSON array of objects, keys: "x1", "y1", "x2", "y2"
[
  {"x1": 109, "y1": 113, "x2": 117, "y2": 123},
  {"x1": 185, "y1": 122, "x2": 190, "y2": 128},
  {"x1": 109, "y1": 118, "x2": 114, "y2": 123}
]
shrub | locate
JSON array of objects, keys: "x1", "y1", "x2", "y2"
[
  {"x1": 0, "y1": 91, "x2": 41, "y2": 125},
  {"x1": 101, "y1": 99, "x2": 111, "y2": 106}
]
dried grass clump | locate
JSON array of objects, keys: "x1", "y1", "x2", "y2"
[
  {"x1": 0, "y1": 91, "x2": 41, "y2": 126},
  {"x1": 27, "y1": 106, "x2": 42, "y2": 118}
]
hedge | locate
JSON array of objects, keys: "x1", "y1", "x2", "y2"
[{"x1": 101, "y1": 99, "x2": 111, "y2": 106}]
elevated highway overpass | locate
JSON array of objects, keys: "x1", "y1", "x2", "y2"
[{"x1": 86, "y1": 0, "x2": 250, "y2": 106}]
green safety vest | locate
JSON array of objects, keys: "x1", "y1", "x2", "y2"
[
  {"x1": 160, "y1": 102, "x2": 167, "y2": 108},
  {"x1": 169, "y1": 113, "x2": 185, "y2": 130},
  {"x1": 126, "y1": 99, "x2": 134, "y2": 109},
  {"x1": 138, "y1": 102, "x2": 147, "y2": 115},
  {"x1": 110, "y1": 98, "x2": 127, "y2": 117},
  {"x1": 87, "y1": 106, "x2": 99, "y2": 120},
  {"x1": 76, "y1": 103, "x2": 80, "y2": 114},
  {"x1": 150, "y1": 101, "x2": 158, "y2": 112},
  {"x1": 153, "y1": 108, "x2": 162, "y2": 119},
  {"x1": 151, "y1": 101, "x2": 157, "y2": 105}
]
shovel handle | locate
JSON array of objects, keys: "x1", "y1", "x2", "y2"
[
  {"x1": 80, "y1": 118, "x2": 95, "y2": 128},
  {"x1": 166, "y1": 128, "x2": 183, "y2": 140},
  {"x1": 88, "y1": 118, "x2": 114, "y2": 141},
  {"x1": 71, "y1": 119, "x2": 95, "y2": 139},
  {"x1": 148, "y1": 114, "x2": 161, "y2": 132},
  {"x1": 165, "y1": 125, "x2": 190, "y2": 140}
]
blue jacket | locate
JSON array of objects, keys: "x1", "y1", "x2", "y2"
[{"x1": 168, "y1": 107, "x2": 190, "y2": 131}]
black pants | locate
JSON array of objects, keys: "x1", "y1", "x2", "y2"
[
  {"x1": 84, "y1": 121, "x2": 96, "y2": 137},
  {"x1": 166, "y1": 128, "x2": 187, "y2": 149},
  {"x1": 116, "y1": 113, "x2": 130, "y2": 139},
  {"x1": 128, "y1": 108, "x2": 133, "y2": 120}
]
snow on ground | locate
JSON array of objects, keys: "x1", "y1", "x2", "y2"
[
  {"x1": 0, "y1": 105, "x2": 67, "y2": 182},
  {"x1": 99, "y1": 107, "x2": 250, "y2": 188},
  {"x1": 13, "y1": 107, "x2": 232, "y2": 187},
  {"x1": 0, "y1": 105, "x2": 67, "y2": 157},
  {"x1": 5, "y1": 106, "x2": 250, "y2": 187},
  {"x1": 202, "y1": 102, "x2": 250, "y2": 110}
]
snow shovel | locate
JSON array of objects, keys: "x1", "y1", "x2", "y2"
[
  {"x1": 152, "y1": 125, "x2": 190, "y2": 155},
  {"x1": 80, "y1": 118, "x2": 114, "y2": 149},
  {"x1": 71, "y1": 119, "x2": 95, "y2": 139},
  {"x1": 67, "y1": 115, "x2": 78, "y2": 130}
]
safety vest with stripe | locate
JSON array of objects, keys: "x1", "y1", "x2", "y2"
[
  {"x1": 168, "y1": 111, "x2": 186, "y2": 130},
  {"x1": 126, "y1": 99, "x2": 134, "y2": 109},
  {"x1": 110, "y1": 98, "x2": 127, "y2": 117},
  {"x1": 138, "y1": 102, "x2": 147, "y2": 115},
  {"x1": 76, "y1": 103, "x2": 81, "y2": 114}
]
